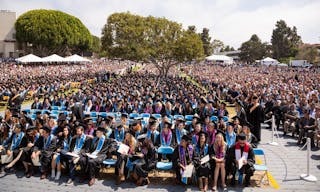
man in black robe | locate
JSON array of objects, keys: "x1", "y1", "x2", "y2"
[
  {"x1": 227, "y1": 133, "x2": 255, "y2": 187},
  {"x1": 78, "y1": 127, "x2": 110, "y2": 186},
  {"x1": 32, "y1": 126, "x2": 57, "y2": 179}
]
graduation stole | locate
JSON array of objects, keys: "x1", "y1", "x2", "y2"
[
  {"x1": 92, "y1": 135, "x2": 105, "y2": 155},
  {"x1": 226, "y1": 131, "x2": 236, "y2": 148},
  {"x1": 196, "y1": 144, "x2": 209, "y2": 156},
  {"x1": 175, "y1": 128, "x2": 182, "y2": 145},
  {"x1": 43, "y1": 134, "x2": 53, "y2": 150},
  {"x1": 235, "y1": 142, "x2": 250, "y2": 160},
  {"x1": 192, "y1": 133, "x2": 199, "y2": 145},
  {"x1": 115, "y1": 128, "x2": 125, "y2": 142},
  {"x1": 73, "y1": 134, "x2": 86, "y2": 153},
  {"x1": 178, "y1": 144, "x2": 193, "y2": 184},
  {"x1": 105, "y1": 127, "x2": 112, "y2": 138},
  {"x1": 35, "y1": 133, "x2": 40, "y2": 142},
  {"x1": 147, "y1": 129, "x2": 159, "y2": 144},
  {"x1": 215, "y1": 144, "x2": 225, "y2": 159},
  {"x1": 161, "y1": 130, "x2": 172, "y2": 146},
  {"x1": 207, "y1": 129, "x2": 216, "y2": 145},
  {"x1": 63, "y1": 136, "x2": 72, "y2": 151},
  {"x1": 11, "y1": 132, "x2": 24, "y2": 150}
]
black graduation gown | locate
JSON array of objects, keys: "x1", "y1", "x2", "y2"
[
  {"x1": 6, "y1": 133, "x2": 28, "y2": 158},
  {"x1": 172, "y1": 144, "x2": 193, "y2": 181},
  {"x1": 78, "y1": 137, "x2": 110, "y2": 179},
  {"x1": 247, "y1": 104, "x2": 264, "y2": 141},
  {"x1": 193, "y1": 144, "x2": 210, "y2": 177},
  {"x1": 226, "y1": 143, "x2": 255, "y2": 178},
  {"x1": 21, "y1": 135, "x2": 38, "y2": 163},
  {"x1": 133, "y1": 146, "x2": 157, "y2": 178},
  {"x1": 34, "y1": 135, "x2": 57, "y2": 173}
]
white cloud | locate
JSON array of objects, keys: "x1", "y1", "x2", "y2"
[{"x1": 1, "y1": 0, "x2": 319, "y2": 48}]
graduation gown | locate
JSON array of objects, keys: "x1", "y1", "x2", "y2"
[
  {"x1": 78, "y1": 135, "x2": 110, "y2": 179},
  {"x1": 172, "y1": 144, "x2": 193, "y2": 184},
  {"x1": 146, "y1": 130, "x2": 160, "y2": 147},
  {"x1": 133, "y1": 145, "x2": 157, "y2": 178},
  {"x1": 226, "y1": 142, "x2": 255, "y2": 179},
  {"x1": 172, "y1": 128, "x2": 187, "y2": 147},
  {"x1": 21, "y1": 133, "x2": 40, "y2": 163},
  {"x1": 193, "y1": 143, "x2": 210, "y2": 177},
  {"x1": 34, "y1": 135, "x2": 57, "y2": 173},
  {"x1": 247, "y1": 104, "x2": 264, "y2": 141},
  {"x1": 6, "y1": 132, "x2": 28, "y2": 158}
]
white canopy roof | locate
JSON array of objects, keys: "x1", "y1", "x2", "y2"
[
  {"x1": 261, "y1": 57, "x2": 278, "y2": 62},
  {"x1": 206, "y1": 54, "x2": 232, "y2": 61},
  {"x1": 42, "y1": 54, "x2": 66, "y2": 63},
  {"x1": 15, "y1": 54, "x2": 43, "y2": 63},
  {"x1": 65, "y1": 54, "x2": 92, "y2": 63}
]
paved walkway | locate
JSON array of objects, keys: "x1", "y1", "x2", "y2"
[{"x1": 0, "y1": 124, "x2": 319, "y2": 191}]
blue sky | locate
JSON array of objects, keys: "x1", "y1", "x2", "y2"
[{"x1": 1, "y1": 0, "x2": 319, "y2": 48}]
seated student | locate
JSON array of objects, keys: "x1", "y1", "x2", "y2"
[
  {"x1": 60, "y1": 125, "x2": 90, "y2": 185},
  {"x1": 132, "y1": 136, "x2": 157, "y2": 186},
  {"x1": 193, "y1": 131, "x2": 210, "y2": 191},
  {"x1": 51, "y1": 125, "x2": 72, "y2": 180},
  {"x1": 78, "y1": 127, "x2": 110, "y2": 186},
  {"x1": 241, "y1": 125, "x2": 257, "y2": 147},
  {"x1": 226, "y1": 124, "x2": 236, "y2": 148},
  {"x1": 283, "y1": 104, "x2": 299, "y2": 136},
  {"x1": 172, "y1": 135, "x2": 193, "y2": 184},
  {"x1": 146, "y1": 121, "x2": 160, "y2": 147},
  {"x1": 233, "y1": 117, "x2": 242, "y2": 135},
  {"x1": 211, "y1": 134, "x2": 227, "y2": 191},
  {"x1": 191, "y1": 122, "x2": 202, "y2": 145},
  {"x1": 227, "y1": 133, "x2": 255, "y2": 187},
  {"x1": 217, "y1": 116, "x2": 227, "y2": 132},
  {"x1": 115, "y1": 132, "x2": 137, "y2": 185},
  {"x1": 172, "y1": 121, "x2": 188, "y2": 146},
  {"x1": 32, "y1": 126, "x2": 57, "y2": 179},
  {"x1": 20, "y1": 126, "x2": 40, "y2": 178},
  {"x1": 3, "y1": 123, "x2": 28, "y2": 172},
  {"x1": 206, "y1": 122, "x2": 217, "y2": 146},
  {"x1": 111, "y1": 124, "x2": 126, "y2": 143},
  {"x1": 130, "y1": 120, "x2": 142, "y2": 138},
  {"x1": 160, "y1": 122, "x2": 173, "y2": 147}
]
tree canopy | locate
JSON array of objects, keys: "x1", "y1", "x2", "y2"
[
  {"x1": 239, "y1": 34, "x2": 268, "y2": 63},
  {"x1": 15, "y1": 9, "x2": 93, "y2": 56},
  {"x1": 271, "y1": 20, "x2": 302, "y2": 60},
  {"x1": 200, "y1": 28, "x2": 213, "y2": 56},
  {"x1": 101, "y1": 12, "x2": 204, "y2": 77}
]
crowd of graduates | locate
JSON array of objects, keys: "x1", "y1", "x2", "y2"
[{"x1": 0, "y1": 62, "x2": 320, "y2": 191}]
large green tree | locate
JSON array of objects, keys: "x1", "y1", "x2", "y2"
[
  {"x1": 15, "y1": 9, "x2": 92, "y2": 56},
  {"x1": 200, "y1": 28, "x2": 213, "y2": 56},
  {"x1": 271, "y1": 20, "x2": 302, "y2": 60},
  {"x1": 101, "y1": 12, "x2": 204, "y2": 77},
  {"x1": 296, "y1": 45, "x2": 319, "y2": 64},
  {"x1": 211, "y1": 39, "x2": 224, "y2": 53},
  {"x1": 239, "y1": 34, "x2": 268, "y2": 63}
]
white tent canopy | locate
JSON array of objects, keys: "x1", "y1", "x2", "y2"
[
  {"x1": 261, "y1": 57, "x2": 279, "y2": 66},
  {"x1": 42, "y1": 54, "x2": 66, "y2": 63},
  {"x1": 206, "y1": 54, "x2": 233, "y2": 64},
  {"x1": 65, "y1": 54, "x2": 92, "y2": 63},
  {"x1": 15, "y1": 54, "x2": 43, "y2": 63}
]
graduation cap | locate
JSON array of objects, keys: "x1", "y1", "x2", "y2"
[
  {"x1": 21, "y1": 110, "x2": 28, "y2": 115},
  {"x1": 228, "y1": 122, "x2": 235, "y2": 127},
  {"x1": 181, "y1": 135, "x2": 191, "y2": 142},
  {"x1": 12, "y1": 113, "x2": 20, "y2": 118},
  {"x1": 208, "y1": 100, "x2": 215, "y2": 104},
  {"x1": 121, "y1": 113, "x2": 128, "y2": 118},
  {"x1": 116, "y1": 124, "x2": 123, "y2": 129},
  {"x1": 232, "y1": 116, "x2": 240, "y2": 121},
  {"x1": 193, "y1": 114, "x2": 200, "y2": 120},
  {"x1": 164, "y1": 121, "x2": 172, "y2": 127},
  {"x1": 135, "y1": 117, "x2": 143, "y2": 121},
  {"x1": 44, "y1": 111, "x2": 51, "y2": 115},
  {"x1": 149, "y1": 116, "x2": 157, "y2": 122},
  {"x1": 150, "y1": 121, "x2": 159, "y2": 127},
  {"x1": 197, "y1": 130, "x2": 208, "y2": 138},
  {"x1": 26, "y1": 125, "x2": 36, "y2": 132},
  {"x1": 42, "y1": 126, "x2": 51, "y2": 133},
  {"x1": 96, "y1": 127, "x2": 106, "y2": 133},
  {"x1": 238, "y1": 133, "x2": 246, "y2": 140},
  {"x1": 84, "y1": 114, "x2": 92, "y2": 121},
  {"x1": 14, "y1": 123, "x2": 22, "y2": 129},
  {"x1": 35, "y1": 111, "x2": 42, "y2": 115},
  {"x1": 137, "y1": 133, "x2": 147, "y2": 141},
  {"x1": 176, "y1": 117, "x2": 185, "y2": 122}
]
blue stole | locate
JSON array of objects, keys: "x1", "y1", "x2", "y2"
[
  {"x1": 92, "y1": 135, "x2": 105, "y2": 155},
  {"x1": 115, "y1": 128, "x2": 125, "y2": 142},
  {"x1": 35, "y1": 133, "x2": 40, "y2": 142},
  {"x1": 105, "y1": 128, "x2": 112, "y2": 138},
  {"x1": 73, "y1": 134, "x2": 86, "y2": 153},
  {"x1": 196, "y1": 144, "x2": 209, "y2": 156},
  {"x1": 192, "y1": 134, "x2": 199, "y2": 145},
  {"x1": 175, "y1": 129, "x2": 186, "y2": 145},
  {"x1": 11, "y1": 132, "x2": 25, "y2": 150},
  {"x1": 226, "y1": 131, "x2": 236, "y2": 148},
  {"x1": 43, "y1": 134, "x2": 53, "y2": 150},
  {"x1": 147, "y1": 130, "x2": 159, "y2": 144},
  {"x1": 63, "y1": 136, "x2": 72, "y2": 151}
]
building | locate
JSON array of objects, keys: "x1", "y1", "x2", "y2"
[{"x1": 0, "y1": 10, "x2": 17, "y2": 58}]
